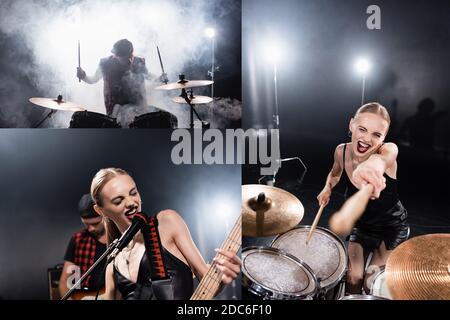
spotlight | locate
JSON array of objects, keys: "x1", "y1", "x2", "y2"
[
  {"x1": 354, "y1": 57, "x2": 371, "y2": 76},
  {"x1": 265, "y1": 43, "x2": 282, "y2": 65},
  {"x1": 205, "y1": 27, "x2": 216, "y2": 39}
]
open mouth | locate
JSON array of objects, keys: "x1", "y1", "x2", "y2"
[
  {"x1": 356, "y1": 141, "x2": 371, "y2": 154},
  {"x1": 124, "y1": 207, "x2": 138, "y2": 219}
]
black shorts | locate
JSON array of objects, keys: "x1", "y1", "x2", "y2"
[{"x1": 348, "y1": 202, "x2": 410, "y2": 252}]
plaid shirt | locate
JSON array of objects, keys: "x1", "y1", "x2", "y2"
[{"x1": 65, "y1": 230, "x2": 100, "y2": 288}]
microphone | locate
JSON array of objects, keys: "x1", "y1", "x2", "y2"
[{"x1": 107, "y1": 213, "x2": 148, "y2": 263}]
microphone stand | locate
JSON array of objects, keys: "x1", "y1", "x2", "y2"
[{"x1": 60, "y1": 238, "x2": 119, "y2": 300}]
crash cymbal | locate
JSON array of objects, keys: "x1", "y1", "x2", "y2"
[
  {"x1": 29, "y1": 96, "x2": 85, "y2": 112},
  {"x1": 172, "y1": 96, "x2": 213, "y2": 105},
  {"x1": 155, "y1": 80, "x2": 214, "y2": 91},
  {"x1": 242, "y1": 185, "x2": 304, "y2": 237},
  {"x1": 385, "y1": 233, "x2": 450, "y2": 300}
]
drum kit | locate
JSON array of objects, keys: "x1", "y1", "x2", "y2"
[
  {"x1": 241, "y1": 184, "x2": 450, "y2": 300},
  {"x1": 28, "y1": 75, "x2": 213, "y2": 128}
]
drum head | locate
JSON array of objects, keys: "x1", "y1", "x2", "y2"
[
  {"x1": 242, "y1": 247, "x2": 318, "y2": 299},
  {"x1": 271, "y1": 226, "x2": 347, "y2": 290},
  {"x1": 69, "y1": 111, "x2": 120, "y2": 128}
]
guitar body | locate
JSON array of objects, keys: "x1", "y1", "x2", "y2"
[{"x1": 71, "y1": 288, "x2": 106, "y2": 300}]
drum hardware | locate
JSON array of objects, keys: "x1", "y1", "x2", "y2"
[
  {"x1": 242, "y1": 184, "x2": 304, "y2": 237},
  {"x1": 385, "y1": 233, "x2": 450, "y2": 300},
  {"x1": 155, "y1": 74, "x2": 213, "y2": 129}
]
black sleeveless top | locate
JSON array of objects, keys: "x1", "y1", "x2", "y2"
[
  {"x1": 113, "y1": 247, "x2": 193, "y2": 300},
  {"x1": 342, "y1": 144, "x2": 406, "y2": 228}
]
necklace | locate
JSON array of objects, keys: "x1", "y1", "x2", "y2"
[{"x1": 123, "y1": 240, "x2": 137, "y2": 266}]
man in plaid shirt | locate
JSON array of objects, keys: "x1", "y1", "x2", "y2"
[{"x1": 58, "y1": 194, "x2": 107, "y2": 297}]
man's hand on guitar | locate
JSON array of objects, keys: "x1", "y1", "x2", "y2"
[{"x1": 213, "y1": 249, "x2": 241, "y2": 285}]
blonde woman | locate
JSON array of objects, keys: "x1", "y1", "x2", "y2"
[
  {"x1": 91, "y1": 168, "x2": 241, "y2": 300},
  {"x1": 317, "y1": 103, "x2": 409, "y2": 295}
]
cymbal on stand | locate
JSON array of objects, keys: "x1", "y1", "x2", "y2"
[
  {"x1": 155, "y1": 80, "x2": 213, "y2": 91},
  {"x1": 29, "y1": 96, "x2": 85, "y2": 112},
  {"x1": 172, "y1": 96, "x2": 213, "y2": 105},
  {"x1": 242, "y1": 184, "x2": 304, "y2": 237},
  {"x1": 385, "y1": 233, "x2": 450, "y2": 300}
]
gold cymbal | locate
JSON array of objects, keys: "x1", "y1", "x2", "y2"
[
  {"x1": 29, "y1": 97, "x2": 85, "y2": 112},
  {"x1": 242, "y1": 185, "x2": 304, "y2": 237},
  {"x1": 155, "y1": 80, "x2": 213, "y2": 91},
  {"x1": 385, "y1": 233, "x2": 450, "y2": 300},
  {"x1": 172, "y1": 96, "x2": 213, "y2": 105}
]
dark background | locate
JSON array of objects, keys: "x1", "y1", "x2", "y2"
[
  {"x1": 243, "y1": 0, "x2": 449, "y2": 248},
  {"x1": 0, "y1": 129, "x2": 241, "y2": 300}
]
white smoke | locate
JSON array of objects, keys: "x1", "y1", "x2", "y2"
[{"x1": 0, "y1": 0, "x2": 239, "y2": 128}]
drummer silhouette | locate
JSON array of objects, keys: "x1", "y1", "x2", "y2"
[{"x1": 77, "y1": 39, "x2": 168, "y2": 116}]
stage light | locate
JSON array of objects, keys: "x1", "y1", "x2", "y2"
[
  {"x1": 354, "y1": 57, "x2": 371, "y2": 105},
  {"x1": 265, "y1": 43, "x2": 282, "y2": 65},
  {"x1": 355, "y1": 57, "x2": 371, "y2": 76},
  {"x1": 205, "y1": 27, "x2": 216, "y2": 39}
]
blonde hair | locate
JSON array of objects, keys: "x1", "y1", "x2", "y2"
[
  {"x1": 90, "y1": 167, "x2": 130, "y2": 245},
  {"x1": 355, "y1": 102, "x2": 391, "y2": 125}
]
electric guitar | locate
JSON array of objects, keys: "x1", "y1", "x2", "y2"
[
  {"x1": 71, "y1": 288, "x2": 106, "y2": 300},
  {"x1": 190, "y1": 214, "x2": 241, "y2": 300}
]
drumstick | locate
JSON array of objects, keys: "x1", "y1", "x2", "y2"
[
  {"x1": 329, "y1": 184, "x2": 374, "y2": 237},
  {"x1": 306, "y1": 204, "x2": 325, "y2": 244},
  {"x1": 78, "y1": 40, "x2": 81, "y2": 82}
]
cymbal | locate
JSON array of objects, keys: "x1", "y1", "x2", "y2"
[
  {"x1": 155, "y1": 80, "x2": 213, "y2": 91},
  {"x1": 385, "y1": 233, "x2": 450, "y2": 300},
  {"x1": 172, "y1": 96, "x2": 213, "y2": 105},
  {"x1": 29, "y1": 97, "x2": 85, "y2": 112},
  {"x1": 242, "y1": 185, "x2": 304, "y2": 237}
]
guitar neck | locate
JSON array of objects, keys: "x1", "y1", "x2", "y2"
[{"x1": 190, "y1": 214, "x2": 242, "y2": 300}]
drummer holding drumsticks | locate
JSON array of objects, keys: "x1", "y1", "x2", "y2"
[
  {"x1": 77, "y1": 39, "x2": 168, "y2": 116},
  {"x1": 317, "y1": 103, "x2": 409, "y2": 295}
]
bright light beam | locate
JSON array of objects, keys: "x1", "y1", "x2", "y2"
[
  {"x1": 205, "y1": 27, "x2": 216, "y2": 39},
  {"x1": 354, "y1": 57, "x2": 372, "y2": 105},
  {"x1": 354, "y1": 57, "x2": 371, "y2": 77},
  {"x1": 264, "y1": 43, "x2": 283, "y2": 66}
]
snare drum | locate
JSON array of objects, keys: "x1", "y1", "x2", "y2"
[
  {"x1": 369, "y1": 266, "x2": 392, "y2": 299},
  {"x1": 69, "y1": 111, "x2": 121, "y2": 128},
  {"x1": 242, "y1": 247, "x2": 319, "y2": 300},
  {"x1": 129, "y1": 111, "x2": 178, "y2": 128},
  {"x1": 271, "y1": 226, "x2": 348, "y2": 295}
]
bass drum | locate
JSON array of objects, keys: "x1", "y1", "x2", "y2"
[
  {"x1": 242, "y1": 247, "x2": 319, "y2": 300},
  {"x1": 69, "y1": 111, "x2": 121, "y2": 128},
  {"x1": 129, "y1": 110, "x2": 178, "y2": 128}
]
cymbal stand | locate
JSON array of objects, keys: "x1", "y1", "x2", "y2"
[
  {"x1": 33, "y1": 95, "x2": 64, "y2": 128},
  {"x1": 180, "y1": 88, "x2": 209, "y2": 129}
]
